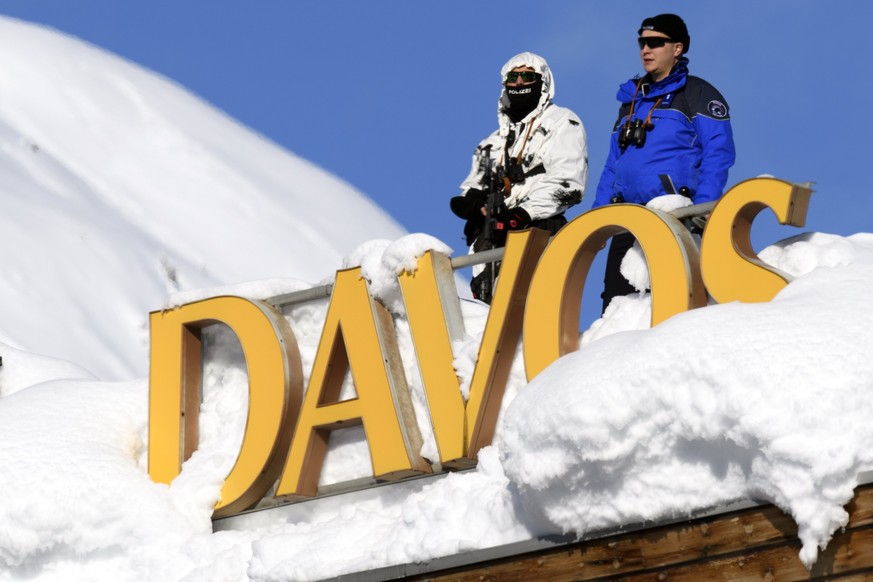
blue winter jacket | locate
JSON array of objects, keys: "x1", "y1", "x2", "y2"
[{"x1": 593, "y1": 59, "x2": 735, "y2": 208}]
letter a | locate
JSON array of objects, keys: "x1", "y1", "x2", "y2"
[{"x1": 276, "y1": 268, "x2": 431, "y2": 498}]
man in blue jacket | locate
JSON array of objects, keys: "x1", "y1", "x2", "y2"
[{"x1": 593, "y1": 13, "x2": 735, "y2": 313}]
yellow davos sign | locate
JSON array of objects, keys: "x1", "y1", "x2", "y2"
[{"x1": 147, "y1": 177, "x2": 812, "y2": 518}]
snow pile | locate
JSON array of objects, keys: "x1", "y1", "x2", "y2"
[
  {"x1": 502, "y1": 232, "x2": 873, "y2": 567},
  {"x1": 0, "y1": 231, "x2": 872, "y2": 580}
]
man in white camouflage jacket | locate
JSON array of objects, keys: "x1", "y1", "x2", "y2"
[{"x1": 451, "y1": 52, "x2": 588, "y2": 302}]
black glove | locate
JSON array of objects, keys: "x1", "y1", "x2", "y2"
[
  {"x1": 450, "y1": 188, "x2": 487, "y2": 219},
  {"x1": 495, "y1": 207, "x2": 531, "y2": 231},
  {"x1": 464, "y1": 214, "x2": 484, "y2": 246}
]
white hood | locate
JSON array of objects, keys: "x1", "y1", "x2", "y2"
[{"x1": 497, "y1": 51, "x2": 555, "y2": 135}]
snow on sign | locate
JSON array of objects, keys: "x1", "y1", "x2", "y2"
[{"x1": 148, "y1": 177, "x2": 812, "y2": 519}]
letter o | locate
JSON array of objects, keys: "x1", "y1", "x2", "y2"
[{"x1": 523, "y1": 204, "x2": 704, "y2": 380}]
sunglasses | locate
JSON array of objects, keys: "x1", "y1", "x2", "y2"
[
  {"x1": 638, "y1": 37, "x2": 674, "y2": 49},
  {"x1": 505, "y1": 71, "x2": 542, "y2": 83}
]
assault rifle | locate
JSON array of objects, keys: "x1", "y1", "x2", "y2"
[{"x1": 473, "y1": 145, "x2": 507, "y2": 304}]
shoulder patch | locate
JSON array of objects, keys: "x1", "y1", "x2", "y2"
[{"x1": 707, "y1": 100, "x2": 728, "y2": 118}]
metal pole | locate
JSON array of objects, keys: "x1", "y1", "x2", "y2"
[{"x1": 267, "y1": 202, "x2": 717, "y2": 308}]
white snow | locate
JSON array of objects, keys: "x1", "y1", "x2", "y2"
[
  {"x1": 503, "y1": 233, "x2": 873, "y2": 569},
  {"x1": 0, "y1": 15, "x2": 871, "y2": 582},
  {"x1": 0, "y1": 16, "x2": 405, "y2": 380}
]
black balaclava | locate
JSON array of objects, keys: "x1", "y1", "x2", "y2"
[{"x1": 505, "y1": 79, "x2": 543, "y2": 123}]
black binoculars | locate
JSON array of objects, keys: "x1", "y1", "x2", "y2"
[{"x1": 618, "y1": 118, "x2": 652, "y2": 149}]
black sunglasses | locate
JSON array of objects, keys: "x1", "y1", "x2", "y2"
[
  {"x1": 638, "y1": 37, "x2": 674, "y2": 49},
  {"x1": 505, "y1": 71, "x2": 542, "y2": 83}
]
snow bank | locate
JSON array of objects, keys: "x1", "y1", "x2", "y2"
[{"x1": 1, "y1": 232, "x2": 872, "y2": 580}]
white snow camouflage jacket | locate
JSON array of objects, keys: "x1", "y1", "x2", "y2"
[{"x1": 459, "y1": 52, "x2": 588, "y2": 221}]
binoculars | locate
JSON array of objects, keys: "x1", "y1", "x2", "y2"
[{"x1": 618, "y1": 118, "x2": 653, "y2": 149}]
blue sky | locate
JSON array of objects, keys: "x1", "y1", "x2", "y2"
[{"x1": 2, "y1": 1, "x2": 871, "y2": 323}]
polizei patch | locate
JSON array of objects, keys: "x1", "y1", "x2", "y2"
[{"x1": 708, "y1": 100, "x2": 728, "y2": 118}]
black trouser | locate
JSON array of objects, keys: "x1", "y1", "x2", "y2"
[{"x1": 601, "y1": 231, "x2": 640, "y2": 314}]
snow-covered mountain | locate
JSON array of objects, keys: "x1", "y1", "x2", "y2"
[{"x1": 0, "y1": 16, "x2": 405, "y2": 380}]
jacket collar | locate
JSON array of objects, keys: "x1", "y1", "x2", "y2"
[{"x1": 617, "y1": 57, "x2": 689, "y2": 102}]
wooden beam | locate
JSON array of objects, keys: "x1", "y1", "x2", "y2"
[{"x1": 407, "y1": 484, "x2": 873, "y2": 582}]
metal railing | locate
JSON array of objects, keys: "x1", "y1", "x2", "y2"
[{"x1": 266, "y1": 201, "x2": 718, "y2": 309}]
